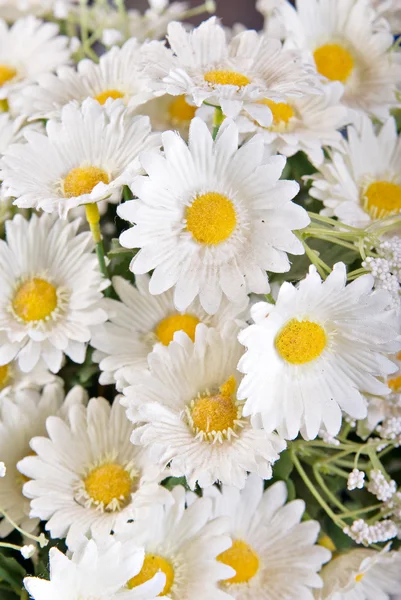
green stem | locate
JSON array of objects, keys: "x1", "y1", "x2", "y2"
[
  {"x1": 339, "y1": 503, "x2": 383, "y2": 519},
  {"x1": 313, "y1": 465, "x2": 348, "y2": 512},
  {"x1": 0, "y1": 542, "x2": 24, "y2": 553},
  {"x1": 307, "y1": 212, "x2": 362, "y2": 232},
  {"x1": 0, "y1": 507, "x2": 47, "y2": 547},
  {"x1": 296, "y1": 235, "x2": 330, "y2": 278},
  {"x1": 305, "y1": 233, "x2": 358, "y2": 252}
]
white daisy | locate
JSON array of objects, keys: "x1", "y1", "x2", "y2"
[
  {"x1": 236, "y1": 82, "x2": 349, "y2": 166},
  {"x1": 268, "y1": 0, "x2": 401, "y2": 120},
  {"x1": 141, "y1": 16, "x2": 322, "y2": 127},
  {"x1": 1, "y1": 98, "x2": 160, "y2": 217},
  {"x1": 118, "y1": 117, "x2": 309, "y2": 315},
  {"x1": 15, "y1": 39, "x2": 156, "y2": 120},
  {"x1": 122, "y1": 324, "x2": 285, "y2": 489},
  {"x1": 0, "y1": 0, "x2": 76, "y2": 22},
  {"x1": 0, "y1": 383, "x2": 86, "y2": 538},
  {"x1": 91, "y1": 274, "x2": 249, "y2": 389},
  {"x1": 24, "y1": 534, "x2": 164, "y2": 600},
  {"x1": 0, "y1": 213, "x2": 107, "y2": 374},
  {"x1": 318, "y1": 547, "x2": 401, "y2": 600},
  {"x1": 136, "y1": 94, "x2": 205, "y2": 139},
  {"x1": 372, "y1": 0, "x2": 401, "y2": 34},
  {"x1": 204, "y1": 476, "x2": 331, "y2": 598},
  {"x1": 0, "y1": 17, "x2": 71, "y2": 109},
  {"x1": 310, "y1": 115, "x2": 401, "y2": 226},
  {"x1": 19, "y1": 396, "x2": 171, "y2": 548},
  {"x1": 237, "y1": 262, "x2": 399, "y2": 441},
  {"x1": 113, "y1": 485, "x2": 234, "y2": 600}
]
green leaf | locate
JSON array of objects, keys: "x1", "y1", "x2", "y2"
[
  {"x1": 162, "y1": 476, "x2": 188, "y2": 491},
  {"x1": 272, "y1": 450, "x2": 294, "y2": 480},
  {"x1": 0, "y1": 553, "x2": 26, "y2": 594}
]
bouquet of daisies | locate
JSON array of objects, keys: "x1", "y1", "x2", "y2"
[{"x1": 0, "y1": 0, "x2": 400, "y2": 598}]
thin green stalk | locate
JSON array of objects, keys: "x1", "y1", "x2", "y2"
[
  {"x1": 313, "y1": 465, "x2": 348, "y2": 512},
  {"x1": 0, "y1": 507, "x2": 47, "y2": 547},
  {"x1": 305, "y1": 233, "x2": 358, "y2": 252},
  {"x1": 338, "y1": 504, "x2": 383, "y2": 519},
  {"x1": 296, "y1": 235, "x2": 330, "y2": 278},
  {"x1": 307, "y1": 212, "x2": 362, "y2": 232}
]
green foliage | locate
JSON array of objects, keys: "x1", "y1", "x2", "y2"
[{"x1": 0, "y1": 552, "x2": 26, "y2": 596}]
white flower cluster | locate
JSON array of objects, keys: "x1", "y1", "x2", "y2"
[
  {"x1": 347, "y1": 469, "x2": 365, "y2": 491},
  {"x1": 344, "y1": 518, "x2": 398, "y2": 545},
  {"x1": 367, "y1": 470, "x2": 397, "y2": 502},
  {"x1": 363, "y1": 237, "x2": 401, "y2": 311}
]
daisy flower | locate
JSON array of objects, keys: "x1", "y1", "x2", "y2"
[
  {"x1": 0, "y1": 0, "x2": 76, "y2": 22},
  {"x1": 204, "y1": 476, "x2": 331, "y2": 598},
  {"x1": 122, "y1": 324, "x2": 286, "y2": 489},
  {"x1": 0, "y1": 358, "x2": 57, "y2": 401},
  {"x1": 237, "y1": 262, "x2": 399, "y2": 440},
  {"x1": 24, "y1": 534, "x2": 164, "y2": 600},
  {"x1": 269, "y1": 0, "x2": 401, "y2": 120},
  {"x1": 16, "y1": 39, "x2": 156, "y2": 120},
  {"x1": 236, "y1": 81, "x2": 349, "y2": 166},
  {"x1": 318, "y1": 547, "x2": 401, "y2": 599},
  {"x1": 0, "y1": 383, "x2": 86, "y2": 538},
  {"x1": 91, "y1": 274, "x2": 249, "y2": 389},
  {"x1": 141, "y1": 16, "x2": 322, "y2": 126},
  {"x1": 137, "y1": 94, "x2": 204, "y2": 139},
  {"x1": 0, "y1": 213, "x2": 107, "y2": 374},
  {"x1": 19, "y1": 397, "x2": 171, "y2": 548},
  {"x1": 113, "y1": 485, "x2": 234, "y2": 600},
  {"x1": 118, "y1": 118, "x2": 309, "y2": 315},
  {"x1": 0, "y1": 17, "x2": 71, "y2": 108},
  {"x1": 1, "y1": 98, "x2": 160, "y2": 217},
  {"x1": 310, "y1": 115, "x2": 401, "y2": 226}
]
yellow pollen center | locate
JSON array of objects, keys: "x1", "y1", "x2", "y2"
[
  {"x1": 168, "y1": 95, "x2": 197, "y2": 122},
  {"x1": 0, "y1": 364, "x2": 9, "y2": 390},
  {"x1": 186, "y1": 192, "x2": 236, "y2": 245},
  {"x1": 155, "y1": 313, "x2": 200, "y2": 346},
  {"x1": 313, "y1": 43, "x2": 354, "y2": 83},
  {"x1": 218, "y1": 540, "x2": 260, "y2": 584},
  {"x1": 127, "y1": 554, "x2": 174, "y2": 596},
  {"x1": 389, "y1": 374, "x2": 401, "y2": 392},
  {"x1": 0, "y1": 65, "x2": 17, "y2": 86},
  {"x1": 363, "y1": 181, "x2": 401, "y2": 219},
  {"x1": 275, "y1": 319, "x2": 327, "y2": 365},
  {"x1": 191, "y1": 376, "x2": 237, "y2": 435},
  {"x1": 260, "y1": 98, "x2": 295, "y2": 125},
  {"x1": 84, "y1": 463, "x2": 132, "y2": 507},
  {"x1": 94, "y1": 89, "x2": 124, "y2": 105},
  {"x1": 63, "y1": 166, "x2": 109, "y2": 198},
  {"x1": 12, "y1": 278, "x2": 58, "y2": 323},
  {"x1": 204, "y1": 70, "x2": 250, "y2": 87},
  {"x1": 355, "y1": 573, "x2": 364, "y2": 583}
]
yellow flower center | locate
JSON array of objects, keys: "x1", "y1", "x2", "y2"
[
  {"x1": 313, "y1": 43, "x2": 354, "y2": 83},
  {"x1": 355, "y1": 573, "x2": 364, "y2": 583},
  {"x1": 127, "y1": 554, "x2": 174, "y2": 596},
  {"x1": 0, "y1": 65, "x2": 17, "y2": 86},
  {"x1": 94, "y1": 89, "x2": 124, "y2": 105},
  {"x1": 363, "y1": 181, "x2": 401, "y2": 219},
  {"x1": 186, "y1": 192, "x2": 237, "y2": 245},
  {"x1": 260, "y1": 98, "x2": 295, "y2": 126},
  {"x1": 275, "y1": 319, "x2": 327, "y2": 365},
  {"x1": 155, "y1": 313, "x2": 200, "y2": 346},
  {"x1": 63, "y1": 166, "x2": 109, "y2": 198},
  {"x1": 0, "y1": 99, "x2": 9, "y2": 112},
  {"x1": 218, "y1": 540, "x2": 260, "y2": 584},
  {"x1": 0, "y1": 364, "x2": 9, "y2": 390},
  {"x1": 12, "y1": 278, "x2": 58, "y2": 323},
  {"x1": 204, "y1": 70, "x2": 250, "y2": 87},
  {"x1": 318, "y1": 535, "x2": 336, "y2": 553},
  {"x1": 190, "y1": 375, "x2": 239, "y2": 439},
  {"x1": 168, "y1": 95, "x2": 197, "y2": 123},
  {"x1": 84, "y1": 463, "x2": 132, "y2": 508},
  {"x1": 389, "y1": 374, "x2": 401, "y2": 392}
]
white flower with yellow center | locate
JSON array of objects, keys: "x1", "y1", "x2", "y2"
[
  {"x1": 16, "y1": 39, "x2": 156, "y2": 120},
  {"x1": 204, "y1": 476, "x2": 331, "y2": 598},
  {"x1": 113, "y1": 485, "x2": 234, "y2": 600},
  {"x1": 118, "y1": 117, "x2": 308, "y2": 315},
  {"x1": 318, "y1": 547, "x2": 401, "y2": 599},
  {"x1": 0, "y1": 358, "x2": 56, "y2": 401},
  {"x1": 137, "y1": 94, "x2": 204, "y2": 139},
  {"x1": 237, "y1": 262, "x2": 399, "y2": 440},
  {"x1": 0, "y1": 17, "x2": 70, "y2": 108},
  {"x1": 0, "y1": 213, "x2": 107, "y2": 374},
  {"x1": 310, "y1": 116, "x2": 401, "y2": 226},
  {"x1": 141, "y1": 16, "x2": 322, "y2": 126},
  {"x1": 24, "y1": 534, "x2": 164, "y2": 600},
  {"x1": 91, "y1": 274, "x2": 249, "y2": 390},
  {"x1": 19, "y1": 397, "x2": 171, "y2": 548},
  {"x1": 1, "y1": 98, "x2": 160, "y2": 217},
  {"x1": 122, "y1": 324, "x2": 285, "y2": 489},
  {"x1": 0, "y1": 383, "x2": 86, "y2": 538},
  {"x1": 268, "y1": 0, "x2": 401, "y2": 120},
  {"x1": 236, "y1": 82, "x2": 349, "y2": 166}
]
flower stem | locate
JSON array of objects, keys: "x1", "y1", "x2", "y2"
[
  {"x1": 85, "y1": 203, "x2": 111, "y2": 296},
  {"x1": 0, "y1": 507, "x2": 47, "y2": 547}
]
